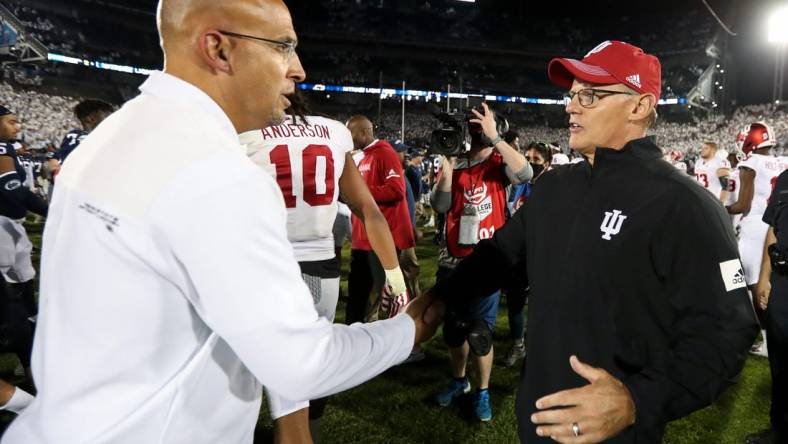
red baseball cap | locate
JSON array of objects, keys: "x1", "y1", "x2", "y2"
[{"x1": 548, "y1": 40, "x2": 662, "y2": 102}]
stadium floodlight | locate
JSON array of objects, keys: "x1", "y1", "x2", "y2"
[
  {"x1": 768, "y1": 5, "x2": 788, "y2": 43},
  {"x1": 771, "y1": 6, "x2": 788, "y2": 102}
]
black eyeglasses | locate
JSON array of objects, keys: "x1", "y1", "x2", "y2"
[
  {"x1": 563, "y1": 88, "x2": 636, "y2": 108},
  {"x1": 217, "y1": 30, "x2": 297, "y2": 60}
]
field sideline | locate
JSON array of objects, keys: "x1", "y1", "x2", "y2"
[{"x1": 0, "y1": 222, "x2": 772, "y2": 443}]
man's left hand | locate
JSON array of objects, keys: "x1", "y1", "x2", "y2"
[
  {"x1": 754, "y1": 279, "x2": 771, "y2": 311},
  {"x1": 469, "y1": 102, "x2": 499, "y2": 142},
  {"x1": 531, "y1": 355, "x2": 636, "y2": 443}
]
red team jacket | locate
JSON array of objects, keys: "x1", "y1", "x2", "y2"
[
  {"x1": 352, "y1": 139, "x2": 416, "y2": 251},
  {"x1": 446, "y1": 152, "x2": 508, "y2": 258}
]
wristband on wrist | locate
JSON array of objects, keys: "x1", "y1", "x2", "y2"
[{"x1": 490, "y1": 135, "x2": 504, "y2": 146}]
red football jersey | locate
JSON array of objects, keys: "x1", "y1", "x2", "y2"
[
  {"x1": 446, "y1": 153, "x2": 508, "y2": 258},
  {"x1": 351, "y1": 139, "x2": 415, "y2": 251}
]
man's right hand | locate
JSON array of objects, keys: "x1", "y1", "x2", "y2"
[{"x1": 404, "y1": 290, "x2": 444, "y2": 345}]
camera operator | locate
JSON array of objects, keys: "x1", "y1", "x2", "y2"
[{"x1": 431, "y1": 103, "x2": 531, "y2": 421}]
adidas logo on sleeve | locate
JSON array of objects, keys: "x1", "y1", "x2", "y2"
[{"x1": 719, "y1": 259, "x2": 747, "y2": 292}]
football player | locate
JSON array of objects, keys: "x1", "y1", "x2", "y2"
[
  {"x1": 0, "y1": 106, "x2": 47, "y2": 414},
  {"x1": 728, "y1": 122, "x2": 784, "y2": 283},
  {"x1": 239, "y1": 93, "x2": 407, "y2": 444},
  {"x1": 47, "y1": 99, "x2": 114, "y2": 177},
  {"x1": 0, "y1": 106, "x2": 47, "y2": 303},
  {"x1": 15, "y1": 143, "x2": 46, "y2": 197},
  {"x1": 725, "y1": 137, "x2": 746, "y2": 232},
  {"x1": 727, "y1": 122, "x2": 786, "y2": 357},
  {"x1": 694, "y1": 141, "x2": 730, "y2": 203}
]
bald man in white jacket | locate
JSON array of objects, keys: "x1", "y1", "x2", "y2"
[{"x1": 1, "y1": 1, "x2": 441, "y2": 443}]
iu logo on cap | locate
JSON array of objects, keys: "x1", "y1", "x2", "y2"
[{"x1": 585, "y1": 40, "x2": 613, "y2": 58}]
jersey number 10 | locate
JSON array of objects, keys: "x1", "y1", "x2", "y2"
[{"x1": 269, "y1": 144, "x2": 335, "y2": 208}]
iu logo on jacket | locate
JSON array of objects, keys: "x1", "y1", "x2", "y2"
[{"x1": 600, "y1": 209, "x2": 627, "y2": 240}]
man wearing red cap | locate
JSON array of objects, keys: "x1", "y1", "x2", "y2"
[{"x1": 430, "y1": 41, "x2": 758, "y2": 443}]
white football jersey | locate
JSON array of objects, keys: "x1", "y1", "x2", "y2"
[
  {"x1": 726, "y1": 167, "x2": 742, "y2": 233},
  {"x1": 737, "y1": 153, "x2": 787, "y2": 217},
  {"x1": 780, "y1": 156, "x2": 788, "y2": 173},
  {"x1": 693, "y1": 156, "x2": 729, "y2": 200},
  {"x1": 725, "y1": 167, "x2": 740, "y2": 207},
  {"x1": 240, "y1": 116, "x2": 352, "y2": 262}
]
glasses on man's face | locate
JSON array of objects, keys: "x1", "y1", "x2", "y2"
[
  {"x1": 217, "y1": 30, "x2": 298, "y2": 60},
  {"x1": 563, "y1": 88, "x2": 636, "y2": 108}
]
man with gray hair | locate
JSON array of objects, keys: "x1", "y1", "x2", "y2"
[
  {"x1": 430, "y1": 40, "x2": 757, "y2": 443},
  {"x1": 2, "y1": 1, "x2": 441, "y2": 443}
]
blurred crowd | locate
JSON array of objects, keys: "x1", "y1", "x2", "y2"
[
  {"x1": 5, "y1": 79, "x2": 787, "y2": 165},
  {"x1": 0, "y1": 83, "x2": 78, "y2": 151},
  {"x1": 656, "y1": 104, "x2": 788, "y2": 159}
]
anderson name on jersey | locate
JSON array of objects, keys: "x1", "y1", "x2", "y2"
[{"x1": 239, "y1": 116, "x2": 352, "y2": 262}]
